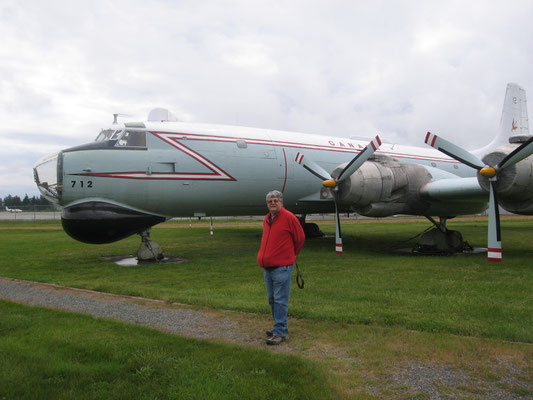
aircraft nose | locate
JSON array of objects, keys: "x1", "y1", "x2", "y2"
[{"x1": 33, "y1": 151, "x2": 62, "y2": 204}]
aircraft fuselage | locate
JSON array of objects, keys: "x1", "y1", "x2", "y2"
[{"x1": 59, "y1": 122, "x2": 476, "y2": 217}]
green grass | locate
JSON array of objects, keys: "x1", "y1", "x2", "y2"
[
  {"x1": 0, "y1": 300, "x2": 337, "y2": 400},
  {"x1": 2, "y1": 215, "x2": 59, "y2": 227},
  {"x1": 1, "y1": 218, "x2": 532, "y2": 343},
  {"x1": 1, "y1": 218, "x2": 533, "y2": 399}
]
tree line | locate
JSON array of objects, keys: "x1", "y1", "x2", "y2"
[{"x1": 1, "y1": 194, "x2": 52, "y2": 208}]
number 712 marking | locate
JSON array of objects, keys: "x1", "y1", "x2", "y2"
[{"x1": 71, "y1": 180, "x2": 93, "y2": 188}]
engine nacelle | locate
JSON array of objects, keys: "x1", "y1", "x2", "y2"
[
  {"x1": 322, "y1": 156, "x2": 433, "y2": 217},
  {"x1": 480, "y1": 140, "x2": 533, "y2": 214}
]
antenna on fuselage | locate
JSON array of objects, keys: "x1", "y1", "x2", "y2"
[{"x1": 112, "y1": 113, "x2": 132, "y2": 124}]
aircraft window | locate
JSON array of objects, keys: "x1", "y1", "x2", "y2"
[
  {"x1": 95, "y1": 129, "x2": 115, "y2": 142},
  {"x1": 95, "y1": 129, "x2": 125, "y2": 142},
  {"x1": 111, "y1": 130, "x2": 123, "y2": 140},
  {"x1": 115, "y1": 131, "x2": 147, "y2": 147}
]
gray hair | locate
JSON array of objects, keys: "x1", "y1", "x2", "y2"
[{"x1": 266, "y1": 190, "x2": 283, "y2": 201}]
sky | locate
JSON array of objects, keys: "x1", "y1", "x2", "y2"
[{"x1": 2, "y1": 0, "x2": 533, "y2": 198}]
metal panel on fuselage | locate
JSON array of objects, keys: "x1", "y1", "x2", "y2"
[
  {"x1": 61, "y1": 148, "x2": 150, "y2": 209},
  {"x1": 145, "y1": 132, "x2": 287, "y2": 216},
  {"x1": 62, "y1": 128, "x2": 290, "y2": 216}
]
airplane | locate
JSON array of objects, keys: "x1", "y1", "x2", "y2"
[
  {"x1": 33, "y1": 83, "x2": 533, "y2": 262},
  {"x1": 5, "y1": 206, "x2": 22, "y2": 213}
]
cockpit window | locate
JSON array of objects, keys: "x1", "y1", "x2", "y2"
[
  {"x1": 111, "y1": 130, "x2": 123, "y2": 140},
  {"x1": 115, "y1": 130, "x2": 147, "y2": 147},
  {"x1": 95, "y1": 129, "x2": 123, "y2": 142},
  {"x1": 96, "y1": 129, "x2": 113, "y2": 141},
  {"x1": 95, "y1": 128, "x2": 146, "y2": 148}
]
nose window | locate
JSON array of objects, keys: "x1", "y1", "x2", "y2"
[{"x1": 34, "y1": 153, "x2": 61, "y2": 203}]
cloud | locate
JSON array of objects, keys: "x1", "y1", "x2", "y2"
[{"x1": 2, "y1": 0, "x2": 533, "y2": 196}]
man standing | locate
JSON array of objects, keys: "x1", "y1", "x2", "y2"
[{"x1": 257, "y1": 190, "x2": 305, "y2": 345}]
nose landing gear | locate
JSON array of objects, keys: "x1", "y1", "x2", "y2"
[{"x1": 137, "y1": 229, "x2": 164, "y2": 261}]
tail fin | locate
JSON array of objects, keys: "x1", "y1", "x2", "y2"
[
  {"x1": 474, "y1": 83, "x2": 530, "y2": 156},
  {"x1": 500, "y1": 82, "x2": 529, "y2": 138}
]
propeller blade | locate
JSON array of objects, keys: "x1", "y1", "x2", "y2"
[
  {"x1": 334, "y1": 196, "x2": 343, "y2": 254},
  {"x1": 295, "y1": 152, "x2": 332, "y2": 181},
  {"x1": 424, "y1": 132, "x2": 485, "y2": 170},
  {"x1": 498, "y1": 136, "x2": 533, "y2": 169},
  {"x1": 295, "y1": 137, "x2": 382, "y2": 255},
  {"x1": 424, "y1": 131, "x2": 504, "y2": 261},
  {"x1": 336, "y1": 136, "x2": 382, "y2": 182},
  {"x1": 294, "y1": 152, "x2": 340, "y2": 253},
  {"x1": 487, "y1": 182, "x2": 502, "y2": 262}
]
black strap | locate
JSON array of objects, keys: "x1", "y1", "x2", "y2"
[{"x1": 295, "y1": 263, "x2": 304, "y2": 289}]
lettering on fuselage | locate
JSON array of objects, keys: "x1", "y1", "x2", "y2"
[{"x1": 327, "y1": 140, "x2": 364, "y2": 149}]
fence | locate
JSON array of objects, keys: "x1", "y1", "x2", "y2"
[
  {"x1": 1, "y1": 205, "x2": 62, "y2": 221},
  {"x1": 0, "y1": 204, "x2": 501, "y2": 222}
]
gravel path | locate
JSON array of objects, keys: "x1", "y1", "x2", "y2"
[{"x1": 0, "y1": 276, "x2": 261, "y2": 345}]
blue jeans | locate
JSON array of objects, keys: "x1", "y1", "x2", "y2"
[{"x1": 264, "y1": 265, "x2": 293, "y2": 337}]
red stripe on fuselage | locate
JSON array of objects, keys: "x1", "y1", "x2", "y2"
[
  {"x1": 80, "y1": 130, "x2": 459, "y2": 182},
  {"x1": 152, "y1": 131, "x2": 457, "y2": 164}
]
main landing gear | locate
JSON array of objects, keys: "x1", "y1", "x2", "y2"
[
  {"x1": 413, "y1": 216, "x2": 472, "y2": 254},
  {"x1": 298, "y1": 215, "x2": 325, "y2": 238}
]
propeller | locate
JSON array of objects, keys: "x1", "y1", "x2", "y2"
[
  {"x1": 425, "y1": 132, "x2": 533, "y2": 262},
  {"x1": 296, "y1": 135, "x2": 382, "y2": 253}
]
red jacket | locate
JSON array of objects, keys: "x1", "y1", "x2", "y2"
[{"x1": 257, "y1": 207, "x2": 305, "y2": 268}]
